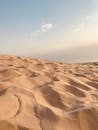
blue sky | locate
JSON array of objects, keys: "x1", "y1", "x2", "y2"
[{"x1": 0, "y1": 0, "x2": 98, "y2": 62}]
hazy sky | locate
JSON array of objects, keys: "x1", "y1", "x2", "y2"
[{"x1": 0, "y1": 0, "x2": 98, "y2": 62}]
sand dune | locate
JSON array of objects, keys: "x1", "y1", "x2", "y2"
[{"x1": 0, "y1": 55, "x2": 98, "y2": 130}]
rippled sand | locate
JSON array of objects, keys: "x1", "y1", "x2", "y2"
[{"x1": 0, "y1": 55, "x2": 98, "y2": 130}]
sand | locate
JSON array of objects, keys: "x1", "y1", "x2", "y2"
[{"x1": 0, "y1": 55, "x2": 98, "y2": 130}]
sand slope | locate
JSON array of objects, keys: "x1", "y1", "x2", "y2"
[{"x1": 0, "y1": 55, "x2": 98, "y2": 130}]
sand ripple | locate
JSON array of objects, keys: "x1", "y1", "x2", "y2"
[{"x1": 0, "y1": 55, "x2": 98, "y2": 130}]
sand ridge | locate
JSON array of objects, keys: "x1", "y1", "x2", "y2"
[{"x1": 0, "y1": 55, "x2": 98, "y2": 130}]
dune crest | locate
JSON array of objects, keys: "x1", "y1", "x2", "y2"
[{"x1": 0, "y1": 55, "x2": 98, "y2": 130}]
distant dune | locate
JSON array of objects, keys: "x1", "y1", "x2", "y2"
[
  {"x1": 37, "y1": 43, "x2": 98, "y2": 63},
  {"x1": 0, "y1": 55, "x2": 98, "y2": 130}
]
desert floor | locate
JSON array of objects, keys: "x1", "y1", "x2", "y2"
[{"x1": 0, "y1": 55, "x2": 98, "y2": 130}]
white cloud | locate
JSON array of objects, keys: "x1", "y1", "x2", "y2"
[
  {"x1": 27, "y1": 23, "x2": 54, "y2": 41},
  {"x1": 70, "y1": 13, "x2": 98, "y2": 47},
  {"x1": 40, "y1": 23, "x2": 54, "y2": 32},
  {"x1": 72, "y1": 13, "x2": 98, "y2": 34},
  {"x1": 73, "y1": 23, "x2": 85, "y2": 33}
]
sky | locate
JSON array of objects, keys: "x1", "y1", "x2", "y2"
[{"x1": 0, "y1": 0, "x2": 98, "y2": 62}]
